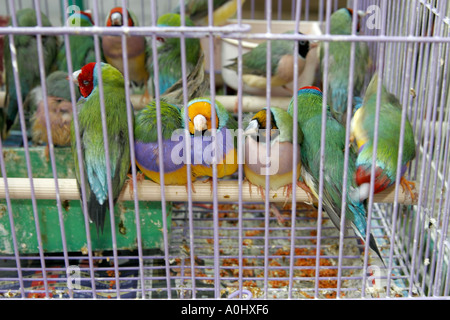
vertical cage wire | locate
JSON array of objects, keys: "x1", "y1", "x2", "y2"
[{"x1": 0, "y1": 0, "x2": 449, "y2": 299}]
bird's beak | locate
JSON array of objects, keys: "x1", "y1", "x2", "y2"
[
  {"x1": 72, "y1": 69, "x2": 81, "y2": 86},
  {"x1": 110, "y1": 12, "x2": 122, "y2": 26},
  {"x1": 193, "y1": 114, "x2": 208, "y2": 132},
  {"x1": 358, "y1": 9, "x2": 368, "y2": 18},
  {"x1": 243, "y1": 119, "x2": 259, "y2": 136},
  {"x1": 309, "y1": 41, "x2": 319, "y2": 49}
]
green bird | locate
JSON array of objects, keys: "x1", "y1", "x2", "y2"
[
  {"x1": 174, "y1": 0, "x2": 247, "y2": 26},
  {"x1": 70, "y1": 62, "x2": 131, "y2": 235},
  {"x1": 180, "y1": 97, "x2": 238, "y2": 182},
  {"x1": 57, "y1": 11, "x2": 96, "y2": 72},
  {"x1": 224, "y1": 31, "x2": 314, "y2": 94},
  {"x1": 243, "y1": 106, "x2": 313, "y2": 223},
  {"x1": 3, "y1": 8, "x2": 58, "y2": 135},
  {"x1": 351, "y1": 73, "x2": 416, "y2": 202},
  {"x1": 134, "y1": 98, "x2": 196, "y2": 187},
  {"x1": 147, "y1": 13, "x2": 206, "y2": 102},
  {"x1": 288, "y1": 86, "x2": 385, "y2": 265},
  {"x1": 320, "y1": 8, "x2": 370, "y2": 125}
]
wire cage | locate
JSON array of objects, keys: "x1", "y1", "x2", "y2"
[{"x1": 0, "y1": 0, "x2": 449, "y2": 300}]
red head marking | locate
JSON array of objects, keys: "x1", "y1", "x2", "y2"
[
  {"x1": 299, "y1": 86, "x2": 322, "y2": 92},
  {"x1": 77, "y1": 62, "x2": 96, "y2": 98},
  {"x1": 345, "y1": 8, "x2": 361, "y2": 32},
  {"x1": 106, "y1": 7, "x2": 134, "y2": 27},
  {"x1": 80, "y1": 11, "x2": 95, "y2": 25}
]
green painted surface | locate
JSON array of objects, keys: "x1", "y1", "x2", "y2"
[{"x1": 0, "y1": 147, "x2": 171, "y2": 254}]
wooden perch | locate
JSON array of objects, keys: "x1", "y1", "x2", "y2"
[
  {"x1": 0, "y1": 177, "x2": 418, "y2": 205},
  {"x1": 0, "y1": 91, "x2": 292, "y2": 112}
]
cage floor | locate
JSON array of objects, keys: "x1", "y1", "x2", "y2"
[{"x1": 0, "y1": 200, "x2": 416, "y2": 299}]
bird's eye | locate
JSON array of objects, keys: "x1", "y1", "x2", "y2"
[
  {"x1": 55, "y1": 98, "x2": 63, "y2": 104},
  {"x1": 83, "y1": 80, "x2": 90, "y2": 86},
  {"x1": 299, "y1": 41, "x2": 306, "y2": 46}
]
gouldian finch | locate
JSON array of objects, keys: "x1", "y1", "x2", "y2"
[
  {"x1": 147, "y1": 13, "x2": 204, "y2": 99},
  {"x1": 134, "y1": 98, "x2": 196, "y2": 188},
  {"x1": 174, "y1": 0, "x2": 246, "y2": 26},
  {"x1": 288, "y1": 86, "x2": 384, "y2": 265},
  {"x1": 351, "y1": 73, "x2": 416, "y2": 201},
  {"x1": 3, "y1": 8, "x2": 58, "y2": 134},
  {"x1": 57, "y1": 11, "x2": 96, "y2": 72},
  {"x1": 224, "y1": 31, "x2": 314, "y2": 94},
  {"x1": 181, "y1": 97, "x2": 238, "y2": 182},
  {"x1": 243, "y1": 107, "x2": 310, "y2": 195},
  {"x1": 102, "y1": 7, "x2": 149, "y2": 91},
  {"x1": 70, "y1": 62, "x2": 131, "y2": 235},
  {"x1": 320, "y1": 8, "x2": 370, "y2": 125},
  {"x1": 243, "y1": 107, "x2": 312, "y2": 223},
  {"x1": 29, "y1": 71, "x2": 80, "y2": 148}
]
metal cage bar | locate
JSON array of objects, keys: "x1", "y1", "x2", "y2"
[{"x1": 0, "y1": 0, "x2": 449, "y2": 300}]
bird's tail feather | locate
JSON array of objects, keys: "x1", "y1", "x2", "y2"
[
  {"x1": 350, "y1": 200, "x2": 386, "y2": 267},
  {"x1": 88, "y1": 192, "x2": 107, "y2": 237}
]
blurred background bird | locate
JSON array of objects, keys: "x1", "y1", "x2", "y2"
[
  {"x1": 134, "y1": 98, "x2": 196, "y2": 190},
  {"x1": 224, "y1": 31, "x2": 316, "y2": 96},
  {"x1": 320, "y1": 7, "x2": 370, "y2": 125},
  {"x1": 173, "y1": 0, "x2": 246, "y2": 26},
  {"x1": 243, "y1": 106, "x2": 312, "y2": 223},
  {"x1": 147, "y1": 13, "x2": 205, "y2": 101},
  {"x1": 70, "y1": 62, "x2": 131, "y2": 235},
  {"x1": 57, "y1": 10, "x2": 96, "y2": 72},
  {"x1": 27, "y1": 71, "x2": 80, "y2": 159},
  {"x1": 351, "y1": 73, "x2": 416, "y2": 202},
  {"x1": 288, "y1": 86, "x2": 385, "y2": 265},
  {"x1": 181, "y1": 97, "x2": 238, "y2": 185},
  {"x1": 102, "y1": 7, "x2": 149, "y2": 102},
  {"x1": 2, "y1": 8, "x2": 58, "y2": 138}
]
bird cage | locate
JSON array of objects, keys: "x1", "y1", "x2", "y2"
[{"x1": 0, "y1": 0, "x2": 449, "y2": 302}]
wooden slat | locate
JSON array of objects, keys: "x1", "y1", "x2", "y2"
[{"x1": 0, "y1": 177, "x2": 418, "y2": 205}]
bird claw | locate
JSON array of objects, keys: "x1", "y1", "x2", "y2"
[
  {"x1": 139, "y1": 86, "x2": 151, "y2": 107},
  {"x1": 127, "y1": 172, "x2": 145, "y2": 198},
  {"x1": 400, "y1": 177, "x2": 416, "y2": 201},
  {"x1": 283, "y1": 181, "x2": 315, "y2": 205},
  {"x1": 185, "y1": 181, "x2": 197, "y2": 193},
  {"x1": 270, "y1": 203, "x2": 285, "y2": 225},
  {"x1": 202, "y1": 177, "x2": 214, "y2": 194},
  {"x1": 297, "y1": 181, "x2": 315, "y2": 205}
]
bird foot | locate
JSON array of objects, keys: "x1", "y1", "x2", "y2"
[
  {"x1": 44, "y1": 144, "x2": 50, "y2": 162},
  {"x1": 270, "y1": 203, "x2": 285, "y2": 225},
  {"x1": 233, "y1": 98, "x2": 239, "y2": 114},
  {"x1": 139, "y1": 86, "x2": 151, "y2": 107},
  {"x1": 202, "y1": 177, "x2": 214, "y2": 193},
  {"x1": 400, "y1": 177, "x2": 416, "y2": 201},
  {"x1": 283, "y1": 181, "x2": 315, "y2": 205},
  {"x1": 127, "y1": 172, "x2": 145, "y2": 198},
  {"x1": 185, "y1": 181, "x2": 197, "y2": 193}
]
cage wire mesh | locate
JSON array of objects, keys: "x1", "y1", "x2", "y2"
[{"x1": 0, "y1": 0, "x2": 448, "y2": 300}]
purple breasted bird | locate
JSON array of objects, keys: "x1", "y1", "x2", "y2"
[
  {"x1": 134, "y1": 99, "x2": 196, "y2": 188},
  {"x1": 180, "y1": 97, "x2": 238, "y2": 183}
]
